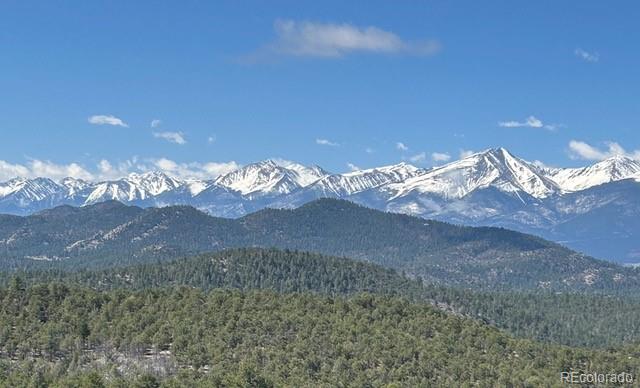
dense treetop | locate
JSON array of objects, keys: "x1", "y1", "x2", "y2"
[{"x1": 1, "y1": 283, "x2": 639, "y2": 387}]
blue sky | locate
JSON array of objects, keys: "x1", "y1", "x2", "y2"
[{"x1": 1, "y1": 1, "x2": 639, "y2": 180}]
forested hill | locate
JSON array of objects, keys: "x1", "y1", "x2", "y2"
[
  {"x1": 7, "y1": 248, "x2": 640, "y2": 350},
  {"x1": 0, "y1": 199, "x2": 638, "y2": 292},
  {"x1": 7, "y1": 248, "x2": 424, "y2": 297},
  {"x1": 1, "y1": 283, "x2": 639, "y2": 386}
]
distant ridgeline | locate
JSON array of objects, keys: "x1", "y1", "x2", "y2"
[
  {"x1": 2, "y1": 149, "x2": 640, "y2": 263},
  {"x1": 0, "y1": 198, "x2": 639, "y2": 293},
  {"x1": 1, "y1": 248, "x2": 640, "y2": 386}
]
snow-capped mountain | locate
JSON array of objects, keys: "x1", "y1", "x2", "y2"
[
  {"x1": 547, "y1": 155, "x2": 640, "y2": 192},
  {"x1": 0, "y1": 177, "x2": 63, "y2": 201},
  {"x1": 309, "y1": 162, "x2": 422, "y2": 197},
  {"x1": 61, "y1": 177, "x2": 91, "y2": 197},
  {"x1": 386, "y1": 148, "x2": 560, "y2": 201},
  {"x1": 0, "y1": 177, "x2": 68, "y2": 215},
  {"x1": 214, "y1": 160, "x2": 328, "y2": 198},
  {"x1": 1, "y1": 149, "x2": 640, "y2": 262},
  {"x1": 83, "y1": 172, "x2": 183, "y2": 205},
  {"x1": 271, "y1": 160, "x2": 330, "y2": 186}
]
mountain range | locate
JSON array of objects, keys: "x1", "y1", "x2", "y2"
[
  {"x1": 1, "y1": 198, "x2": 638, "y2": 293},
  {"x1": 1, "y1": 147, "x2": 639, "y2": 263}
]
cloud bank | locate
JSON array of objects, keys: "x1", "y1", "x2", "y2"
[{"x1": 0, "y1": 157, "x2": 241, "y2": 182}]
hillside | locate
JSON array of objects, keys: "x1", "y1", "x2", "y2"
[
  {"x1": 12, "y1": 248, "x2": 423, "y2": 297},
  {"x1": 0, "y1": 283, "x2": 638, "y2": 386},
  {"x1": 0, "y1": 199, "x2": 638, "y2": 292},
  {"x1": 6, "y1": 248, "x2": 640, "y2": 349}
]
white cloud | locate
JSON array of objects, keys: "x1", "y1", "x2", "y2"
[
  {"x1": 396, "y1": 142, "x2": 408, "y2": 151},
  {"x1": 154, "y1": 158, "x2": 178, "y2": 171},
  {"x1": 95, "y1": 158, "x2": 143, "y2": 180},
  {"x1": 459, "y1": 149, "x2": 475, "y2": 159},
  {"x1": 316, "y1": 138, "x2": 339, "y2": 147},
  {"x1": 30, "y1": 160, "x2": 94, "y2": 181},
  {"x1": 541, "y1": 123, "x2": 563, "y2": 131},
  {"x1": 408, "y1": 152, "x2": 426, "y2": 163},
  {"x1": 431, "y1": 152, "x2": 451, "y2": 162},
  {"x1": 99, "y1": 158, "x2": 240, "y2": 180},
  {"x1": 88, "y1": 115, "x2": 128, "y2": 127},
  {"x1": 0, "y1": 160, "x2": 31, "y2": 180},
  {"x1": 150, "y1": 158, "x2": 240, "y2": 179},
  {"x1": 97, "y1": 159, "x2": 114, "y2": 175},
  {"x1": 153, "y1": 131, "x2": 187, "y2": 145},
  {"x1": 568, "y1": 141, "x2": 607, "y2": 160},
  {"x1": 150, "y1": 119, "x2": 162, "y2": 128},
  {"x1": 200, "y1": 162, "x2": 240, "y2": 177},
  {"x1": 0, "y1": 159, "x2": 94, "y2": 181},
  {"x1": 499, "y1": 116, "x2": 542, "y2": 128},
  {"x1": 347, "y1": 163, "x2": 361, "y2": 172},
  {"x1": 0, "y1": 157, "x2": 241, "y2": 182},
  {"x1": 100, "y1": 158, "x2": 240, "y2": 180},
  {"x1": 568, "y1": 140, "x2": 640, "y2": 161},
  {"x1": 255, "y1": 20, "x2": 440, "y2": 59},
  {"x1": 575, "y1": 48, "x2": 599, "y2": 63},
  {"x1": 498, "y1": 115, "x2": 560, "y2": 131}
]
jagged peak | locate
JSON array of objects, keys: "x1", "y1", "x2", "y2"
[
  {"x1": 245, "y1": 159, "x2": 280, "y2": 169},
  {"x1": 549, "y1": 154, "x2": 640, "y2": 192},
  {"x1": 344, "y1": 162, "x2": 420, "y2": 176},
  {"x1": 387, "y1": 146, "x2": 559, "y2": 199},
  {"x1": 594, "y1": 154, "x2": 638, "y2": 167},
  {"x1": 126, "y1": 170, "x2": 181, "y2": 182}
]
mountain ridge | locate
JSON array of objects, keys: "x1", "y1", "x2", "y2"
[
  {"x1": 2, "y1": 148, "x2": 640, "y2": 262},
  {"x1": 1, "y1": 198, "x2": 639, "y2": 293},
  {"x1": 3, "y1": 148, "x2": 637, "y2": 209}
]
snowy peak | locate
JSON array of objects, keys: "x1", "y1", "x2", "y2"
[
  {"x1": 311, "y1": 162, "x2": 422, "y2": 197},
  {"x1": 345, "y1": 162, "x2": 421, "y2": 180},
  {"x1": 61, "y1": 177, "x2": 91, "y2": 197},
  {"x1": 82, "y1": 171, "x2": 184, "y2": 205},
  {"x1": 125, "y1": 171, "x2": 183, "y2": 196},
  {"x1": 0, "y1": 177, "x2": 63, "y2": 201},
  {"x1": 0, "y1": 178, "x2": 28, "y2": 198},
  {"x1": 83, "y1": 181, "x2": 139, "y2": 204},
  {"x1": 271, "y1": 160, "x2": 331, "y2": 186},
  {"x1": 549, "y1": 156, "x2": 640, "y2": 192},
  {"x1": 479, "y1": 148, "x2": 560, "y2": 197},
  {"x1": 215, "y1": 160, "x2": 323, "y2": 196},
  {"x1": 387, "y1": 148, "x2": 559, "y2": 200},
  {"x1": 214, "y1": 160, "x2": 418, "y2": 198}
]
